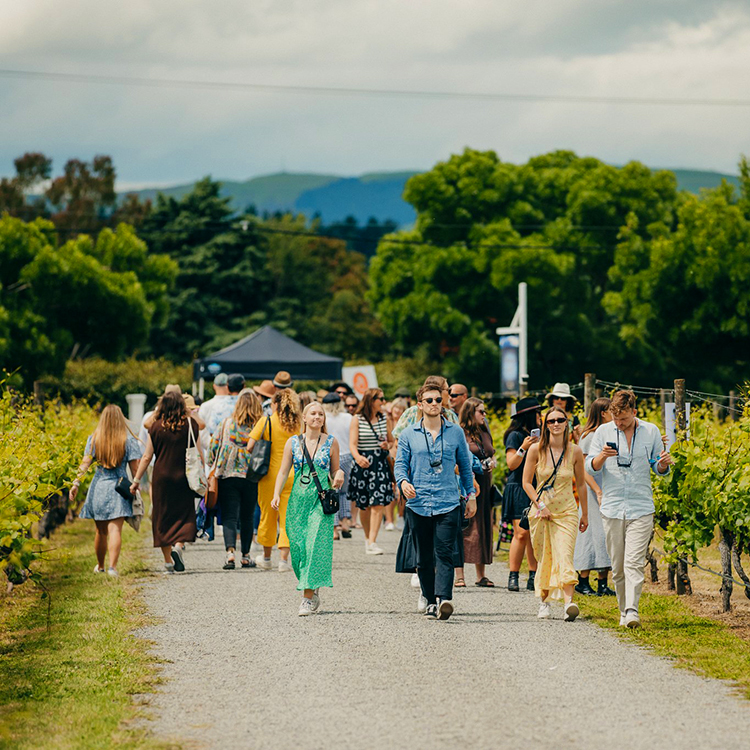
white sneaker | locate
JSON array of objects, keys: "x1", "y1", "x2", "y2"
[
  {"x1": 564, "y1": 602, "x2": 580, "y2": 622},
  {"x1": 298, "y1": 598, "x2": 314, "y2": 616},
  {"x1": 385, "y1": 522, "x2": 395, "y2": 531},
  {"x1": 437, "y1": 599, "x2": 454, "y2": 620},
  {"x1": 538, "y1": 601, "x2": 552, "y2": 619},
  {"x1": 278, "y1": 558, "x2": 292, "y2": 573},
  {"x1": 625, "y1": 610, "x2": 641, "y2": 629},
  {"x1": 163, "y1": 563, "x2": 175, "y2": 575},
  {"x1": 619, "y1": 612, "x2": 627, "y2": 627},
  {"x1": 365, "y1": 543, "x2": 384, "y2": 555},
  {"x1": 417, "y1": 594, "x2": 428, "y2": 613},
  {"x1": 410, "y1": 572, "x2": 421, "y2": 589},
  {"x1": 93, "y1": 564, "x2": 104, "y2": 574},
  {"x1": 311, "y1": 589, "x2": 320, "y2": 612},
  {"x1": 107, "y1": 567, "x2": 118, "y2": 577},
  {"x1": 255, "y1": 555, "x2": 272, "y2": 570}
]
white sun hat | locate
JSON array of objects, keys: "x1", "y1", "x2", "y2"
[{"x1": 545, "y1": 382, "x2": 578, "y2": 402}]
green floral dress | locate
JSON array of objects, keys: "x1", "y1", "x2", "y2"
[{"x1": 286, "y1": 434, "x2": 335, "y2": 591}]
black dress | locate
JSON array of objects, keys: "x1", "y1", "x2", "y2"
[
  {"x1": 502, "y1": 430, "x2": 533, "y2": 522},
  {"x1": 463, "y1": 427, "x2": 495, "y2": 565}
]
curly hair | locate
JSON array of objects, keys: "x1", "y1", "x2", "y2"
[
  {"x1": 156, "y1": 391, "x2": 188, "y2": 432},
  {"x1": 273, "y1": 388, "x2": 302, "y2": 433}
]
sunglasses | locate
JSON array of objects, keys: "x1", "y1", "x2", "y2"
[
  {"x1": 547, "y1": 417, "x2": 567, "y2": 425},
  {"x1": 477, "y1": 409, "x2": 486, "y2": 415},
  {"x1": 422, "y1": 397, "x2": 443, "y2": 404},
  {"x1": 335, "y1": 389, "x2": 348, "y2": 395},
  {"x1": 449, "y1": 391, "x2": 465, "y2": 398}
]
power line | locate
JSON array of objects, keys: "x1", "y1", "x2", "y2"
[{"x1": 2, "y1": 68, "x2": 750, "y2": 108}]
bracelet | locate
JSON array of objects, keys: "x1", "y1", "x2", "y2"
[
  {"x1": 72, "y1": 479, "x2": 80, "y2": 487},
  {"x1": 538, "y1": 501, "x2": 546, "y2": 510},
  {"x1": 516, "y1": 447, "x2": 526, "y2": 457}
]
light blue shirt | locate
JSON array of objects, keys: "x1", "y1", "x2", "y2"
[
  {"x1": 585, "y1": 419, "x2": 668, "y2": 520},
  {"x1": 394, "y1": 419, "x2": 475, "y2": 517}
]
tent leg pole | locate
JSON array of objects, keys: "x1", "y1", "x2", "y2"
[{"x1": 198, "y1": 378, "x2": 205, "y2": 400}]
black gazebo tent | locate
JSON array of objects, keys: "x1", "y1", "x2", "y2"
[{"x1": 192, "y1": 326, "x2": 343, "y2": 384}]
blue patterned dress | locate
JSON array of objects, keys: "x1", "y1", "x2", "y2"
[
  {"x1": 286, "y1": 434, "x2": 335, "y2": 591},
  {"x1": 79, "y1": 435, "x2": 143, "y2": 521}
]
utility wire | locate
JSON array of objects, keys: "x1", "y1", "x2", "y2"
[
  {"x1": 3, "y1": 68, "x2": 750, "y2": 109},
  {"x1": 650, "y1": 543, "x2": 750, "y2": 591}
]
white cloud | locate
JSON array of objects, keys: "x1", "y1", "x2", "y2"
[{"x1": 0, "y1": 0, "x2": 748, "y2": 183}]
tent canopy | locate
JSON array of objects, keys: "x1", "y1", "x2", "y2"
[{"x1": 193, "y1": 326, "x2": 343, "y2": 382}]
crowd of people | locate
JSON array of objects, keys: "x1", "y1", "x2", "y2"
[{"x1": 71, "y1": 369, "x2": 673, "y2": 626}]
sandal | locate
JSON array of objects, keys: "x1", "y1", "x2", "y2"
[
  {"x1": 240, "y1": 556, "x2": 255, "y2": 568},
  {"x1": 223, "y1": 554, "x2": 235, "y2": 570},
  {"x1": 454, "y1": 578, "x2": 466, "y2": 588},
  {"x1": 475, "y1": 577, "x2": 495, "y2": 587}
]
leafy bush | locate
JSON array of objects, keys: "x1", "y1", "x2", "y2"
[
  {"x1": 0, "y1": 389, "x2": 96, "y2": 587},
  {"x1": 42, "y1": 357, "x2": 193, "y2": 411}
]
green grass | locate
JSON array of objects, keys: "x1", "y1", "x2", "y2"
[
  {"x1": 0, "y1": 520, "x2": 172, "y2": 749},
  {"x1": 579, "y1": 592, "x2": 750, "y2": 699}
]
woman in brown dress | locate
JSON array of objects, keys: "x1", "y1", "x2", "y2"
[
  {"x1": 456, "y1": 398, "x2": 496, "y2": 587},
  {"x1": 131, "y1": 392, "x2": 201, "y2": 573}
]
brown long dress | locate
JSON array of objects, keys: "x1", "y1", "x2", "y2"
[
  {"x1": 463, "y1": 426, "x2": 495, "y2": 566},
  {"x1": 149, "y1": 417, "x2": 198, "y2": 547}
]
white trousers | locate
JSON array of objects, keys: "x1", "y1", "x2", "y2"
[{"x1": 601, "y1": 514, "x2": 653, "y2": 614}]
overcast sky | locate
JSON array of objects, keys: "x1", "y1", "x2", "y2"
[{"x1": 1, "y1": 0, "x2": 749, "y2": 187}]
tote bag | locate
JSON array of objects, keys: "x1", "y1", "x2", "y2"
[
  {"x1": 246, "y1": 416, "x2": 272, "y2": 482},
  {"x1": 186, "y1": 418, "x2": 207, "y2": 496}
]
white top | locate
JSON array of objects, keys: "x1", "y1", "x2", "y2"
[{"x1": 326, "y1": 412, "x2": 353, "y2": 456}]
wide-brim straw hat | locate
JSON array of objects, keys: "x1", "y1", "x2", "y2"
[
  {"x1": 253, "y1": 380, "x2": 276, "y2": 399},
  {"x1": 545, "y1": 382, "x2": 578, "y2": 402},
  {"x1": 273, "y1": 370, "x2": 293, "y2": 388}
]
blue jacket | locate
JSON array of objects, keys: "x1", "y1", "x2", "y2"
[{"x1": 394, "y1": 418, "x2": 475, "y2": 517}]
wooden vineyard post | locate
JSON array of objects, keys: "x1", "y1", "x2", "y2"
[
  {"x1": 584, "y1": 373, "x2": 596, "y2": 415},
  {"x1": 673, "y1": 378, "x2": 692, "y2": 596},
  {"x1": 729, "y1": 390, "x2": 738, "y2": 421}
]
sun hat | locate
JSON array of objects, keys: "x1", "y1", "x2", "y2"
[
  {"x1": 514, "y1": 396, "x2": 542, "y2": 415},
  {"x1": 183, "y1": 394, "x2": 197, "y2": 411},
  {"x1": 393, "y1": 386, "x2": 411, "y2": 398},
  {"x1": 545, "y1": 383, "x2": 578, "y2": 403},
  {"x1": 213, "y1": 373, "x2": 228, "y2": 386},
  {"x1": 273, "y1": 370, "x2": 293, "y2": 389},
  {"x1": 164, "y1": 383, "x2": 182, "y2": 395},
  {"x1": 253, "y1": 380, "x2": 276, "y2": 399}
]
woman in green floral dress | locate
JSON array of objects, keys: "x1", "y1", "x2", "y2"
[{"x1": 273, "y1": 402, "x2": 345, "y2": 616}]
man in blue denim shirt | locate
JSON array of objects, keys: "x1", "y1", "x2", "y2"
[
  {"x1": 586, "y1": 390, "x2": 673, "y2": 629},
  {"x1": 394, "y1": 384, "x2": 476, "y2": 620}
]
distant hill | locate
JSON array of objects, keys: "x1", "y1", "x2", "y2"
[{"x1": 120, "y1": 167, "x2": 740, "y2": 227}]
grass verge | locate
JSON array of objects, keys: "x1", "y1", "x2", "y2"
[
  {"x1": 578, "y1": 592, "x2": 750, "y2": 699},
  {"x1": 0, "y1": 520, "x2": 170, "y2": 749}
]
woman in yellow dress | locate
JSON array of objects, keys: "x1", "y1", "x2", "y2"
[
  {"x1": 247, "y1": 388, "x2": 301, "y2": 571},
  {"x1": 522, "y1": 406, "x2": 588, "y2": 621}
]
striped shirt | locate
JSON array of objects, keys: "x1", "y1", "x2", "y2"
[{"x1": 355, "y1": 413, "x2": 388, "y2": 451}]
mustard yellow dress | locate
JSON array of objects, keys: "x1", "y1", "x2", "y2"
[
  {"x1": 249, "y1": 414, "x2": 297, "y2": 549},
  {"x1": 529, "y1": 449, "x2": 579, "y2": 600}
]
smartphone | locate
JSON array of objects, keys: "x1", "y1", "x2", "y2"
[
  {"x1": 606, "y1": 441, "x2": 618, "y2": 453},
  {"x1": 530, "y1": 428, "x2": 541, "y2": 439}
]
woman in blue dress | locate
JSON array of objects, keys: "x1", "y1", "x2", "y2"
[
  {"x1": 273, "y1": 402, "x2": 345, "y2": 616},
  {"x1": 70, "y1": 405, "x2": 143, "y2": 577}
]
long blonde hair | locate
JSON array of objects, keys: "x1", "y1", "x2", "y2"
[
  {"x1": 233, "y1": 390, "x2": 262, "y2": 428},
  {"x1": 302, "y1": 401, "x2": 328, "y2": 434},
  {"x1": 274, "y1": 389, "x2": 302, "y2": 433},
  {"x1": 92, "y1": 405, "x2": 136, "y2": 469}
]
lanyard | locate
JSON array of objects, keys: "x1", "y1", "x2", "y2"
[
  {"x1": 300, "y1": 435, "x2": 321, "y2": 485},
  {"x1": 615, "y1": 420, "x2": 638, "y2": 464},
  {"x1": 420, "y1": 417, "x2": 444, "y2": 468}
]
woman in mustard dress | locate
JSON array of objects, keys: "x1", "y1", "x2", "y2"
[
  {"x1": 247, "y1": 389, "x2": 301, "y2": 571},
  {"x1": 522, "y1": 406, "x2": 588, "y2": 622}
]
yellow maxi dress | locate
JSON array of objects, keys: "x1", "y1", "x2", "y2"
[
  {"x1": 249, "y1": 414, "x2": 296, "y2": 549},
  {"x1": 529, "y1": 450, "x2": 579, "y2": 600}
]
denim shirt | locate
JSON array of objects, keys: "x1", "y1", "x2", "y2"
[
  {"x1": 394, "y1": 419, "x2": 475, "y2": 517},
  {"x1": 585, "y1": 419, "x2": 669, "y2": 520}
]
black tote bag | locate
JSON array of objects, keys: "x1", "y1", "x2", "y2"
[{"x1": 246, "y1": 417, "x2": 272, "y2": 482}]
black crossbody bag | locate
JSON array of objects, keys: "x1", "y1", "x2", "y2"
[
  {"x1": 519, "y1": 448, "x2": 564, "y2": 530},
  {"x1": 301, "y1": 438, "x2": 340, "y2": 515}
]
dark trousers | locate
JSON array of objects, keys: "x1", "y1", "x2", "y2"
[
  {"x1": 408, "y1": 506, "x2": 461, "y2": 604},
  {"x1": 219, "y1": 477, "x2": 257, "y2": 555}
]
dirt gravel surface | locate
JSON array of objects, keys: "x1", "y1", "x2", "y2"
[{"x1": 137, "y1": 528, "x2": 749, "y2": 749}]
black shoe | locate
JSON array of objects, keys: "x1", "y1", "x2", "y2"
[
  {"x1": 341, "y1": 529, "x2": 352, "y2": 538},
  {"x1": 424, "y1": 604, "x2": 438, "y2": 618},
  {"x1": 437, "y1": 599, "x2": 454, "y2": 620},
  {"x1": 526, "y1": 570, "x2": 536, "y2": 591},
  {"x1": 597, "y1": 578, "x2": 616, "y2": 596},
  {"x1": 574, "y1": 575, "x2": 596, "y2": 596},
  {"x1": 508, "y1": 572, "x2": 520, "y2": 592}
]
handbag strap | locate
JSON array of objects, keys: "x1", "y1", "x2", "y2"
[
  {"x1": 365, "y1": 414, "x2": 385, "y2": 444},
  {"x1": 535, "y1": 447, "x2": 564, "y2": 501},
  {"x1": 210, "y1": 419, "x2": 228, "y2": 473},
  {"x1": 301, "y1": 436, "x2": 326, "y2": 495},
  {"x1": 187, "y1": 418, "x2": 197, "y2": 449},
  {"x1": 264, "y1": 416, "x2": 272, "y2": 441}
]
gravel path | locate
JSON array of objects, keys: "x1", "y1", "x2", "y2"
[{"x1": 138, "y1": 527, "x2": 748, "y2": 749}]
